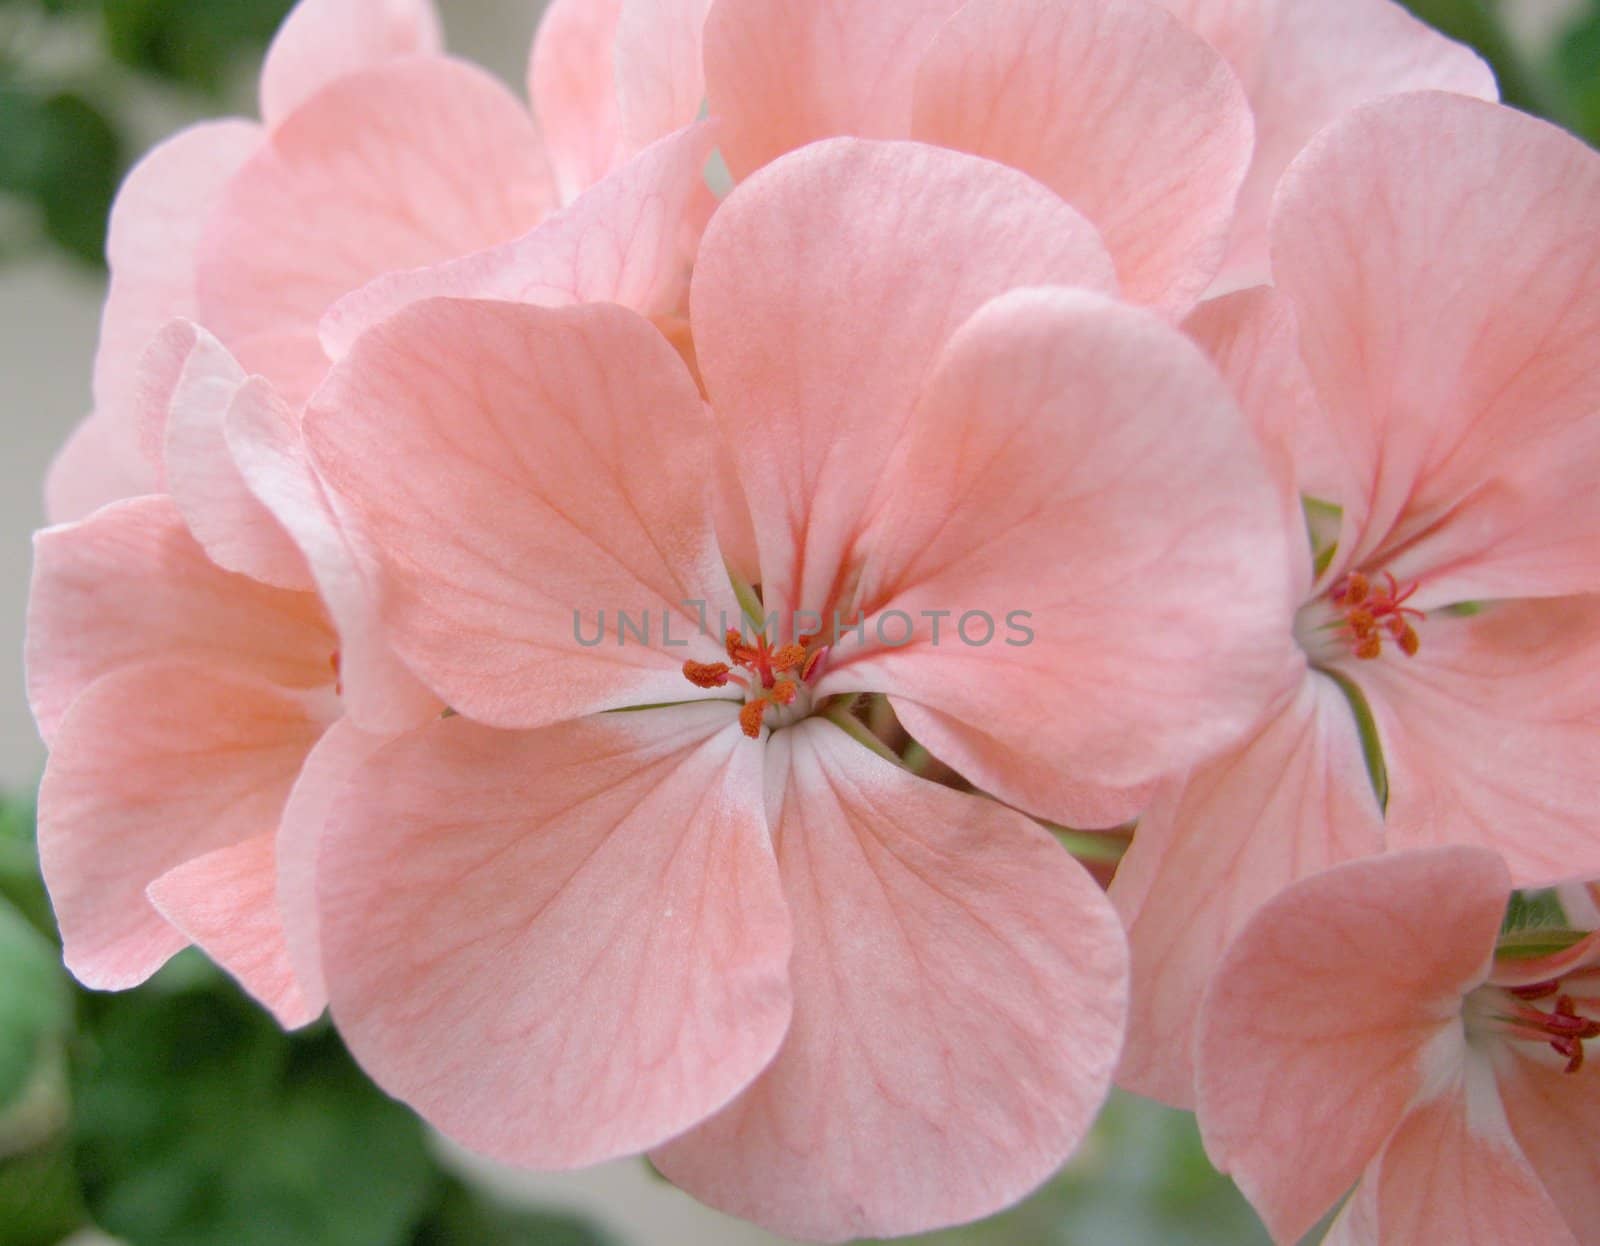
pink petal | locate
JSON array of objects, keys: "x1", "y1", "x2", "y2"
[
  {"x1": 912, "y1": 0, "x2": 1253, "y2": 314},
  {"x1": 274, "y1": 718, "x2": 391, "y2": 1021},
  {"x1": 1223, "y1": 2, "x2": 1495, "y2": 289},
  {"x1": 528, "y1": 0, "x2": 627, "y2": 203},
  {"x1": 146, "y1": 834, "x2": 318, "y2": 1028},
  {"x1": 43, "y1": 412, "x2": 156, "y2": 526},
  {"x1": 321, "y1": 704, "x2": 791, "y2": 1168},
  {"x1": 1155, "y1": 0, "x2": 1267, "y2": 75},
  {"x1": 1183, "y1": 286, "x2": 1345, "y2": 600},
  {"x1": 614, "y1": 0, "x2": 713, "y2": 153},
  {"x1": 1359, "y1": 598, "x2": 1600, "y2": 888},
  {"x1": 320, "y1": 123, "x2": 716, "y2": 360},
  {"x1": 38, "y1": 662, "x2": 329, "y2": 990},
  {"x1": 652, "y1": 718, "x2": 1127, "y2": 1241},
  {"x1": 196, "y1": 58, "x2": 556, "y2": 405},
  {"x1": 93, "y1": 120, "x2": 260, "y2": 438},
  {"x1": 888, "y1": 699, "x2": 1154, "y2": 831},
  {"x1": 259, "y1": 0, "x2": 443, "y2": 125},
  {"x1": 1368, "y1": 1061, "x2": 1577, "y2": 1246},
  {"x1": 1495, "y1": 1045, "x2": 1600, "y2": 1237},
  {"x1": 1111, "y1": 674, "x2": 1384, "y2": 1106},
  {"x1": 819, "y1": 288, "x2": 1298, "y2": 814},
  {"x1": 27, "y1": 496, "x2": 335, "y2": 745},
  {"x1": 1194, "y1": 846, "x2": 1507, "y2": 1243},
  {"x1": 692, "y1": 138, "x2": 1116, "y2": 626},
  {"x1": 1273, "y1": 93, "x2": 1600, "y2": 596},
  {"x1": 227, "y1": 379, "x2": 438, "y2": 733},
  {"x1": 306, "y1": 298, "x2": 735, "y2": 728},
  {"x1": 703, "y1": 0, "x2": 967, "y2": 179},
  {"x1": 154, "y1": 321, "x2": 313, "y2": 591}
]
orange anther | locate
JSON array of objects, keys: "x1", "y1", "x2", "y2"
[
  {"x1": 770, "y1": 643, "x2": 807, "y2": 673},
  {"x1": 769, "y1": 680, "x2": 798, "y2": 706},
  {"x1": 1395, "y1": 623, "x2": 1420, "y2": 657},
  {"x1": 683, "y1": 660, "x2": 731, "y2": 688},
  {"x1": 1354, "y1": 634, "x2": 1382, "y2": 661},
  {"x1": 1339, "y1": 573, "x2": 1371, "y2": 607},
  {"x1": 739, "y1": 699, "x2": 768, "y2": 738},
  {"x1": 725, "y1": 629, "x2": 755, "y2": 665}
]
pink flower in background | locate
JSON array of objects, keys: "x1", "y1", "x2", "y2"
[
  {"x1": 1196, "y1": 847, "x2": 1600, "y2": 1245},
  {"x1": 301, "y1": 138, "x2": 1293, "y2": 1238},
  {"x1": 26, "y1": 0, "x2": 717, "y2": 1027},
  {"x1": 1113, "y1": 92, "x2": 1600, "y2": 1106},
  {"x1": 46, "y1": 0, "x2": 715, "y2": 524},
  {"x1": 26, "y1": 323, "x2": 436, "y2": 1024},
  {"x1": 700, "y1": 0, "x2": 1494, "y2": 307}
]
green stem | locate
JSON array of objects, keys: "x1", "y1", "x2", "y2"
[
  {"x1": 822, "y1": 697, "x2": 903, "y2": 765},
  {"x1": 725, "y1": 563, "x2": 764, "y2": 633}
]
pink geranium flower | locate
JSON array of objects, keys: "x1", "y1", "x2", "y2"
[
  {"x1": 28, "y1": 0, "x2": 716, "y2": 1023},
  {"x1": 26, "y1": 312, "x2": 445, "y2": 1023},
  {"x1": 1196, "y1": 847, "x2": 1600, "y2": 1245},
  {"x1": 1113, "y1": 92, "x2": 1600, "y2": 1105},
  {"x1": 302, "y1": 139, "x2": 1294, "y2": 1238},
  {"x1": 700, "y1": 0, "x2": 1493, "y2": 307},
  {"x1": 48, "y1": 0, "x2": 713, "y2": 524}
]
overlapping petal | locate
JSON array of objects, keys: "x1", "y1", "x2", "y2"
[
  {"x1": 146, "y1": 833, "x2": 317, "y2": 1028},
  {"x1": 153, "y1": 322, "x2": 313, "y2": 591},
  {"x1": 911, "y1": 0, "x2": 1253, "y2": 313},
  {"x1": 1366, "y1": 1065, "x2": 1577, "y2": 1246},
  {"x1": 320, "y1": 123, "x2": 716, "y2": 360},
  {"x1": 1360, "y1": 598, "x2": 1600, "y2": 888},
  {"x1": 654, "y1": 718, "x2": 1126, "y2": 1241},
  {"x1": 529, "y1": 0, "x2": 628, "y2": 202},
  {"x1": 273, "y1": 718, "x2": 391, "y2": 1021},
  {"x1": 1112, "y1": 675, "x2": 1384, "y2": 1106},
  {"x1": 692, "y1": 138, "x2": 1116, "y2": 627},
  {"x1": 703, "y1": 0, "x2": 966, "y2": 179},
  {"x1": 821, "y1": 288, "x2": 1297, "y2": 819},
  {"x1": 1221, "y1": 0, "x2": 1496, "y2": 288},
  {"x1": 38, "y1": 662, "x2": 329, "y2": 990},
  {"x1": 197, "y1": 58, "x2": 557, "y2": 404},
  {"x1": 320, "y1": 704, "x2": 791, "y2": 1168},
  {"x1": 92, "y1": 120, "x2": 260, "y2": 446},
  {"x1": 1495, "y1": 1045, "x2": 1600, "y2": 1237},
  {"x1": 259, "y1": 0, "x2": 443, "y2": 125},
  {"x1": 306, "y1": 298, "x2": 735, "y2": 728},
  {"x1": 227, "y1": 379, "x2": 437, "y2": 732},
  {"x1": 1272, "y1": 93, "x2": 1600, "y2": 595},
  {"x1": 1195, "y1": 847, "x2": 1506, "y2": 1242},
  {"x1": 27, "y1": 496, "x2": 334, "y2": 743}
]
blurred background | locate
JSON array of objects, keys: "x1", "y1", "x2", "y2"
[{"x1": 1, "y1": 1, "x2": 1595, "y2": 1243}]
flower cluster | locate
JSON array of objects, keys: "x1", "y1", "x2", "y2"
[{"x1": 24, "y1": 0, "x2": 1600, "y2": 1241}]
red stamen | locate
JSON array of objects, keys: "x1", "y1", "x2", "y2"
[{"x1": 1333, "y1": 570, "x2": 1425, "y2": 661}]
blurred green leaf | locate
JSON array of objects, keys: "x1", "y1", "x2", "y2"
[
  {"x1": 0, "y1": 794, "x2": 54, "y2": 942},
  {"x1": 1555, "y1": 2, "x2": 1600, "y2": 144},
  {"x1": 0, "y1": 1133, "x2": 88, "y2": 1246},
  {"x1": 1400, "y1": 0, "x2": 1575, "y2": 124},
  {"x1": 0, "y1": 84, "x2": 121, "y2": 266},
  {"x1": 411, "y1": 1178, "x2": 616, "y2": 1246},
  {"x1": 0, "y1": 898, "x2": 71, "y2": 1113},
  {"x1": 72, "y1": 985, "x2": 439, "y2": 1246},
  {"x1": 101, "y1": 0, "x2": 293, "y2": 93}
]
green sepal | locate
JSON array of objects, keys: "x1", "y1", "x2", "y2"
[{"x1": 1321, "y1": 669, "x2": 1389, "y2": 813}]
